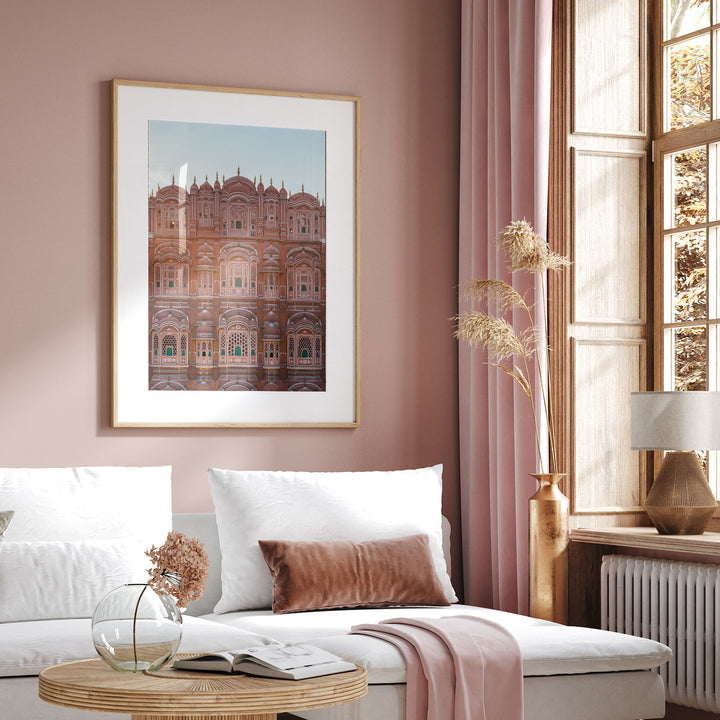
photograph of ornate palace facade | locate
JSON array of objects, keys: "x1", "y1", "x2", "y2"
[{"x1": 148, "y1": 171, "x2": 326, "y2": 391}]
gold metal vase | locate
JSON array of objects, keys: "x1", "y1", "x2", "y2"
[{"x1": 529, "y1": 473, "x2": 568, "y2": 624}]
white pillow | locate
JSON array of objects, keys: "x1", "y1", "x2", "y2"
[
  {"x1": 0, "y1": 466, "x2": 171, "y2": 546},
  {"x1": 0, "y1": 539, "x2": 149, "y2": 622},
  {"x1": 208, "y1": 465, "x2": 457, "y2": 613}
]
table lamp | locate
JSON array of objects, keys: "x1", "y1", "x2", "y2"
[{"x1": 631, "y1": 391, "x2": 720, "y2": 535}]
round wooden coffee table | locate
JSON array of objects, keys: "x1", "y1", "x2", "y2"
[{"x1": 39, "y1": 658, "x2": 368, "y2": 719}]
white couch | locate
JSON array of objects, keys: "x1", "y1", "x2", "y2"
[{"x1": 0, "y1": 467, "x2": 671, "y2": 720}]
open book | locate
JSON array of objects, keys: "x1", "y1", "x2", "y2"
[{"x1": 173, "y1": 644, "x2": 357, "y2": 680}]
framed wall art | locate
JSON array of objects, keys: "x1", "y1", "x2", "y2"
[{"x1": 112, "y1": 79, "x2": 360, "y2": 427}]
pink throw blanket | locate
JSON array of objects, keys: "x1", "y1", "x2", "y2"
[{"x1": 350, "y1": 616, "x2": 523, "y2": 720}]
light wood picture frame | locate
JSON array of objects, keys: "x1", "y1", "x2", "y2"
[{"x1": 112, "y1": 80, "x2": 360, "y2": 427}]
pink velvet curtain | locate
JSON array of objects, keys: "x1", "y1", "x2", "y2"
[{"x1": 458, "y1": 0, "x2": 552, "y2": 613}]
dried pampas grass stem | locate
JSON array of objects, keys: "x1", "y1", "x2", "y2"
[
  {"x1": 454, "y1": 219, "x2": 569, "y2": 474},
  {"x1": 455, "y1": 312, "x2": 528, "y2": 362},
  {"x1": 497, "y1": 220, "x2": 569, "y2": 273}
]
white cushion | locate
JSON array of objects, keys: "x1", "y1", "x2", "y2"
[
  {"x1": 328, "y1": 624, "x2": 668, "y2": 681},
  {"x1": 208, "y1": 465, "x2": 456, "y2": 612},
  {"x1": 319, "y1": 626, "x2": 671, "y2": 682},
  {"x1": 200, "y1": 604, "x2": 671, "y2": 683},
  {"x1": 0, "y1": 466, "x2": 171, "y2": 546},
  {"x1": 0, "y1": 540, "x2": 150, "y2": 622},
  {"x1": 0, "y1": 615, "x2": 276, "y2": 677},
  {"x1": 200, "y1": 605, "x2": 551, "y2": 646}
]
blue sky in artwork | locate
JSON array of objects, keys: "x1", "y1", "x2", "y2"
[{"x1": 148, "y1": 120, "x2": 326, "y2": 199}]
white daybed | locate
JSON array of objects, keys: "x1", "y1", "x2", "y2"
[
  {"x1": 0, "y1": 466, "x2": 670, "y2": 720},
  {"x1": 181, "y1": 512, "x2": 669, "y2": 720}
]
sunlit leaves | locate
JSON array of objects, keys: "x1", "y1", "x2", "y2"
[
  {"x1": 673, "y1": 230, "x2": 707, "y2": 322},
  {"x1": 666, "y1": 0, "x2": 712, "y2": 394},
  {"x1": 673, "y1": 148, "x2": 706, "y2": 226},
  {"x1": 670, "y1": 40, "x2": 710, "y2": 130},
  {"x1": 674, "y1": 326, "x2": 708, "y2": 390}
]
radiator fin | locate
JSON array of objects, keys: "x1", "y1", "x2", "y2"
[{"x1": 601, "y1": 554, "x2": 720, "y2": 713}]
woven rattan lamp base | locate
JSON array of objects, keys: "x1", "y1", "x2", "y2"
[{"x1": 645, "y1": 451, "x2": 718, "y2": 535}]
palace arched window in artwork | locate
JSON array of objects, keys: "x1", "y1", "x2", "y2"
[
  {"x1": 296, "y1": 266, "x2": 313, "y2": 298},
  {"x1": 286, "y1": 312, "x2": 323, "y2": 369},
  {"x1": 150, "y1": 242, "x2": 191, "y2": 298},
  {"x1": 150, "y1": 309, "x2": 190, "y2": 368},
  {"x1": 217, "y1": 309, "x2": 259, "y2": 367},
  {"x1": 298, "y1": 336, "x2": 312, "y2": 363},
  {"x1": 286, "y1": 247, "x2": 323, "y2": 301},
  {"x1": 230, "y1": 262, "x2": 249, "y2": 289},
  {"x1": 229, "y1": 331, "x2": 248, "y2": 357},
  {"x1": 196, "y1": 340, "x2": 213, "y2": 366},
  {"x1": 163, "y1": 264, "x2": 182, "y2": 292},
  {"x1": 263, "y1": 340, "x2": 280, "y2": 366},
  {"x1": 198, "y1": 199, "x2": 213, "y2": 227},
  {"x1": 197, "y1": 270, "x2": 211, "y2": 295},
  {"x1": 219, "y1": 245, "x2": 258, "y2": 296},
  {"x1": 261, "y1": 245, "x2": 281, "y2": 298},
  {"x1": 163, "y1": 335, "x2": 177, "y2": 357},
  {"x1": 219, "y1": 326, "x2": 255, "y2": 364},
  {"x1": 226, "y1": 202, "x2": 249, "y2": 236}
]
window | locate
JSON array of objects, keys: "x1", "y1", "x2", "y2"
[
  {"x1": 229, "y1": 331, "x2": 248, "y2": 359},
  {"x1": 162, "y1": 264, "x2": 178, "y2": 293},
  {"x1": 198, "y1": 270, "x2": 212, "y2": 296},
  {"x1": 225, "y1": 259, "x2": 254, "y2": 295},
  {"x1": 552, "y1": 0, "x2": 720, "y2": 518},
  {"x1": 162, "y1": 335, "x2": 177, "y2": 358},
  {"x1": 296, "y1": 266, "x2": 312, "y2": 298},
  {"x1": 549, "y1": 0, "x2": 651, "y2": 521},
  {"x1": 264, "y1": 341, "x2": 280, "y2": 366},
  {"x1": 654, "y1": 0, "x2": 720, "y2": 493},
  {"x1": 298, "y1": 336, "x2": 312, "y2": 364}
]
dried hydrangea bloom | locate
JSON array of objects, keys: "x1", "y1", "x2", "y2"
[{"x1": 146, "y1": 530, "x2": 209, "y2": 609}]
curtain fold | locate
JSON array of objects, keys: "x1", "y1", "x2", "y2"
[{"x1": 458, "y1": 0, "x2": 552, "y2": 613}]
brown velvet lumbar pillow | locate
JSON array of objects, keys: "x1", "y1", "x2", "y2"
[{"x1": 258, "y1": 533, "x2": 450, "y2": 613}]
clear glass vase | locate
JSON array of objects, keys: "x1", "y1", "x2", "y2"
[{"x1": 91, "y1": 583, "x2": 182, "y2": 672}]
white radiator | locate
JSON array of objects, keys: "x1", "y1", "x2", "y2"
[{"x1": 601, "y1": 554, "x2": 720, "y2": 713}]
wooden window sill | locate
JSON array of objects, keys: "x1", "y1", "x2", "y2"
[
  {"x1": 569, "y1": 527, "x2": 720, "y2": 626},
  {"x1": 571, "y1": 527, "x2": 720, "y2": 556}
]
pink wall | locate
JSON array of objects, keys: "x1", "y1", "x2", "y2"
[{"x1": 0, "y1": 1, "x2": 462, "y2": 580}]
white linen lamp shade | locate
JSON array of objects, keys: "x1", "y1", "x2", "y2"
[{"x1": 631, "y1": 391, "x2": 720, "y2": 535}]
